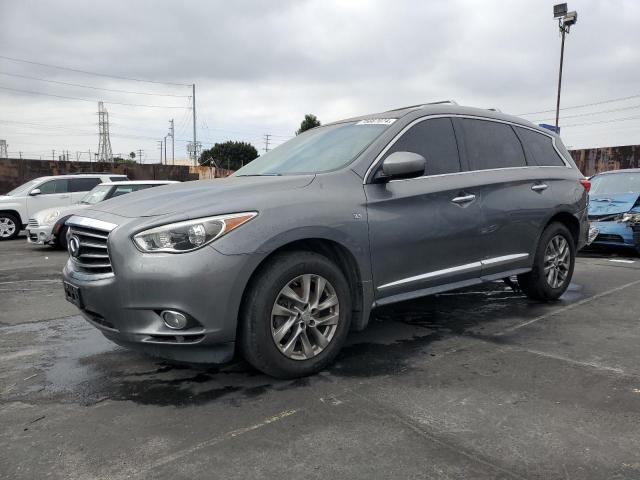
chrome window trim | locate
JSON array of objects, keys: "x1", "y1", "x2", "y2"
[
  {"x1": 67, "y1": 216, "x2": 118, "y2": 232},
  {"x1": 363, "y1": 114, "x2": 571, "y2": 184},
  {"x1": 378, "y1": 253, "x2": 529, "y2": 290}
]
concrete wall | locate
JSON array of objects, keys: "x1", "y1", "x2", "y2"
[
  {"x1": 570, "y1": 145, "x2": 640, "y2": 177},
  {"x1": 0, "y1": 158, "x2": 233, "y2": 193}
]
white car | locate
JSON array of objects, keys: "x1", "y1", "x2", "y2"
[
  {"x1": 27, "y1": 180, "x2": 178, "y2": 248},
  {"x1": 0, "y1": 173, "x2": 128, "y2": 240}
]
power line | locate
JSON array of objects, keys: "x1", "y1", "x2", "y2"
[
  {"x1": 517, "y1": 93, "x2": 640, "y2": 116},
  {"x1": 562, "y1": 113, "x2": 640, "y2": 128},
  {"x1": 0, "y1": 71, "x2": 191, "y2": 97},
  {"x1": 0, "y1": 54, "x2": 191, "y2": 87},
  {"x1": 0, "y1": 85, "x2": 191, "y2": 108},
  {"x1": 533, "y1": 103, "x2": 640, "y2": 122}
]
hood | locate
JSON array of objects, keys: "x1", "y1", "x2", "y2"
[
  {"x1": 34, "y1": 204, "x2": 89, "y2": 222},
  {"x1": 588, "y1": 192, "x2": 640, "y2": 216},
  {"x1": 85, "y1": 175, "x2": 315, "y2": 218}
]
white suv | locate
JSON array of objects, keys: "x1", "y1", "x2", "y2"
[{"x1": 0, "y1": 173, "x2": 127, "y2": 240}]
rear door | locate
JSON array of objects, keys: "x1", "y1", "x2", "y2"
[
  {"x1": 365, "y1": 117, "x2": 487, "y2": 303},
  {"x1": 26, "y1": 178, "x2": 72, "y2": 217},
  {"x1": 69, "y1": 177, "x2": 103, "y2": 202},
  {"x1": 455, "y1": 118, "x2": 553, "y2": 277}
]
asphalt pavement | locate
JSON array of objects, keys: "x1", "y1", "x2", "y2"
[{"x1": 1, "y1": 235, "x2": 639, "y2": 479}]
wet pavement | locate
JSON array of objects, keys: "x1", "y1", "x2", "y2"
[{"x1": 1, "y1": 236, "x2": 640, "y2": 479}]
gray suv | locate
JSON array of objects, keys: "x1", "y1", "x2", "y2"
[{"x1": 62, "y1": 103, "x2": 589, "y2": 378}]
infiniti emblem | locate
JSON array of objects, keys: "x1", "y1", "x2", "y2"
[{"x1": 68, "y1": 236, "x2": 81, "y2": 258}]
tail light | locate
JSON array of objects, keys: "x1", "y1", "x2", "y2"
[{"x1": 579, "y1": 178, "x2": 591, "y2": 192}]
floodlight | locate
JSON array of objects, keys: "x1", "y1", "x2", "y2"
[
  {"x1": 563, "y1": 11, "x2": 578, "y2": 26},
  {"x1": 553, "y1": 3, "x2": 567, "y2": 18}
]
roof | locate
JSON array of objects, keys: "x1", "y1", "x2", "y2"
[
  {"x1": 327, "y1": 101, "x2": 547, "y2": 135},
  {"x1": 592, "y1": 168, "x2": 640, "y2": 176},
  {"x1": 34, "y1": 173, "x2": 128, "y2": 181},
  {"x1": 100, "y1": 180, "x2": 179, "y2": 186}
]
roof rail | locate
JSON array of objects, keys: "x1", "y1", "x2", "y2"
[
  {"x1": 487, "y1": 107, "x2": 502, "y2": 112},
  {"x1": 385, "y1": 100, "x2": 459, "y2": 112}
]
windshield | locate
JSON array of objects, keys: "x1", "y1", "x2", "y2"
[
  {"x1": 80, "y1": 184, "x2": 112, "y2": 204},
  {"x1": 590, "y1": 172, "x2": 640, "y2": 195},
  {"x1": 234, "y1": 121, "x2": 392, "y2": 176},
  {"x1": 6, "y1": 179, "x2": 41, "y2": 196}
]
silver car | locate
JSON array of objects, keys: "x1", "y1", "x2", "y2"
[{"x1": 62, "y1": 103, "x2": 589, "y2": 378}]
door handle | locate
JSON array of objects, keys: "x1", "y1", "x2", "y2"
[
  {"x1": 451, "y1": 194, "x2": 476, "y2": 204},
  {"x1": 531, "y1": 184, "x2": 548, "y2": 192}
]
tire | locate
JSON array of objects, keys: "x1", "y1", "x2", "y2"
[
  {"x1": 0, "y1": 213, "x2": 20, "y2": 240},
  {"x1": 56, "y1": 226, "x2": 69, "y2": 250},
  {"x1": 239, "y1": 251, "x2": 352, "y2": 378},
  {"x1": 518, "y1": 222, "x2": 575, "y2": 301}
]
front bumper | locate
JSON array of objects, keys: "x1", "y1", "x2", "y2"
[
  {"x1": 26, "y1": 225, "x2": 55, "y2": 245},
  {"x1": 62, "y1": 215, "x2": 266, "y2": 364},
  {"x1": 590, "y1": 220, "x2": 636, "y2": 248}
]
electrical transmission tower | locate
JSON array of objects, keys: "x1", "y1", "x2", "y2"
[
  {"x1": 97, "y1": 101, "x2": 113, "y2": 163},
  {"x1": 264, "y1": 134, "x2": 272, "y2": 153}
]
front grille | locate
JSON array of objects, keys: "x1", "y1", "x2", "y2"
[
  {"x1": 595, "y1": 233, "x2": 624, "y2": 243},
  {"x1": 68, "y1": 224, "x2": 113, "y2": 275},
  {"x1": 27, "y1": 218, "x2": 39, "y2": 228}
]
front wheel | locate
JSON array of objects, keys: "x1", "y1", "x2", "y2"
[
  {"x1": 239, "y1": 251, "x2": 351, "y2": 378},
  {"x1": 0, "y1": 213, "x2": 20, "y2": 240},
  {"x1": 518, "y1": 222, "x2": 575, "y2": 301},
  {"x1": 56, "y1": 225, "x2": 69, "y2": 250}
]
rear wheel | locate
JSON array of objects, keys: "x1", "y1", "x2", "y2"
[
  {"x1": 518, "y1": 222, "x2": 575, "y2": 301},
  {"x1": 239, "y1": 251, "x2": 351, "y2": 378},
  {"x1": 0, "y1": 213, "x2": 20, "y2": 240}
]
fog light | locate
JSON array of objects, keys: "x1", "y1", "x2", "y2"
[
  {"x1": 39, "y1": 232, "x2": 46, "y2": 239},
  {"x1": 161, "y1": 310, "x2": 188, "y2": 329}
]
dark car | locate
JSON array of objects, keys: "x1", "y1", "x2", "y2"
[{"x1": 62, "y1": 102, "x2": 590, "y2": 378}]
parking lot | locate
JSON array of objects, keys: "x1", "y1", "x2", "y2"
[{"x1": 0, "y1": 236, "x2": 639, "y2": 479}]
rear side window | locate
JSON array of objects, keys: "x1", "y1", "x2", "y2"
[
  {"x1": 38, "y1": 179, "x2": 69, "y2": 194},
  {"x1": 459, "y1": 119, "x2": 526, "y2": 170},
  {"x1": 110, "y1": 176, "x2": 129, "y2": 182},
  {"x1": 383, "y1": 118, "x2": 461, "y2": 175},
  {"x1": 515, "y1": 127, "x2": 566, "y2": 167},
  {"x1": 69, "y1": 177, "x2": 102, "y2": 192}
]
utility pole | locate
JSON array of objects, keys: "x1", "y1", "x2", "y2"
[
  {"x1": 192, "y1": 83, "x2": 197, "y2": 166},
  {"x1": 163, "y1": 136, "x2": 167, "y2": 166},
  {"x1": 19, "y1": 151, "x2": 22, "y2": 160},
  {"x1": 137, "y1": 149, "x2": 144, "y2": 164},
  {"x1": 169, "y1": 119, "x2": 175, "y2": 165},
  {"x1": 52, "y1": 149, "x2": 55, "y2": 161},
  {"x1": 553, "y1": 4, "x2": 578, "y2": 133},
  {"x1": 263, "y1": 134, "x2": 272, "y2": 153}
]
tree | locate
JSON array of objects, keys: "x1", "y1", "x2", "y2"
[
  {"x1": 199, "y1": 141, "x2": 259, "y2": 170},
  {"x1": 296, "y1": 114, "x2": 321, "y2": 135},
  {"x1": 129, "y1": 152, "x2": 136, "y2": 160}
]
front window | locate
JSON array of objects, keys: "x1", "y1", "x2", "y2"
[
  {"x1": 590, "y1": 173, "x2": 640, "y2": 195},
  {"x1": 80, "y1": 185, "x2": 113, "y2": 204},
  {"x1": 6, "y1": 179, "x2": 41, "y2": 196},
  {"x1": 234, "y1": 121, "x2": 392, "y2": 176}
]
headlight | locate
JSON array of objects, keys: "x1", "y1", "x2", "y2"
[
  {"x1": 41, "y1": 210, "x2": 61, "y2": 225},
  {"x1": 133, "y1": 212, "x2": 257, "y2": 253},
  {"x1": 621, "y1": 212, "x2": 640, "y2": 223}
]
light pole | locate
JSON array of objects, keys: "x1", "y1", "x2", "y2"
[{"x1": 553, "y1": 3, "x2": 578, "y2": 133}]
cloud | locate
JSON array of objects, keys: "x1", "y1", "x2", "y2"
[{"x1": 1, "y1": 0, "x2": 639, "y2": 159}]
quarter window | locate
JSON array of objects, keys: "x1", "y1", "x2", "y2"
[
  {"x1": 382, "y1": 118, "x2": 461, "y2": 175},
  {"x1": 459, "y1": 119, "x2": 526, "y2": 170},
  {"x1": 515, "y1": 127, "x2": 566, "y2": 167},
  {"x1": 69, "y1": 177, "x2": 102, "y2": 192}
]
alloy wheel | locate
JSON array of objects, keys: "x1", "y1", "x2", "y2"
[
  {"x1": 270, "y1": 273, "x2": 340, "y2": 361},
  {"x1": 544, "y1": 234, "x2": 571, "y2": 288},
  {"x1": 0, "y1": 217, "x2": 16, "y2": 238}
]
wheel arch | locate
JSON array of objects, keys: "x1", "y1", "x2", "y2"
[
  {"x1": 0, "y1": 209, "x2": 24, "y2": 226},
  {"x1": 545, "y1": 211, "x2": 580, "y2": 247},
  {"x1": 237, "y1": 237, "x2": 372, "y2": 343}
]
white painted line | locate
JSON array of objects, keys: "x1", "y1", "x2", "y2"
[
  {"x1": 497, "y1": 278, "x2": 640, "y2": 335},
  {"x1": 609, "y1": 259, "x2": 635, "y2": 264}
]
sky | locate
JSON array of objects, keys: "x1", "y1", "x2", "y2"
[{"x1": 1, "y1": 0, "x2": 639, "y2": 163}]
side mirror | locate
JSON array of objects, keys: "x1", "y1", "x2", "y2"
[
  {"x1": 376, "y1": 152, "x2": 426, "y2": 182},
  {"x1": 29, "y1": 188, "x2": 42, "y2": 196}
]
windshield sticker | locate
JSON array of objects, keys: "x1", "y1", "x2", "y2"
[{"x1": 355, "y1": 119, "x2": 396, "y2": 126}]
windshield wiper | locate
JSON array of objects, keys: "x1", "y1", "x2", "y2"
[{"x1": 236, "y1": 173, "x2": 282, "y2": 177}]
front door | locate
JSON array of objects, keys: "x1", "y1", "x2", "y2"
[
  {"x1": 364, "y1": 117, "x2": 486, "y2": 303},
  {"x1": 26, "y1": 178, "x2": 72, "y2": 218}
]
